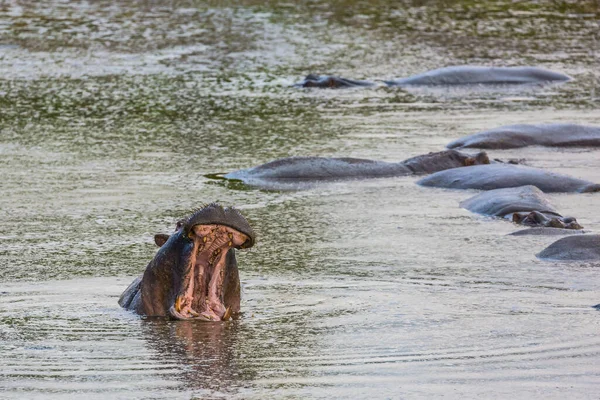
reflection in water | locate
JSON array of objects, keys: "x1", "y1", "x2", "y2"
[{"x1": 141, "y1": 319, "x2": 242, "y2": 397}]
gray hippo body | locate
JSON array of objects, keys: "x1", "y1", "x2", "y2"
[
  {"x1": 385, "y1": 66, "x2": 571, "y2": 86},
  {"x1": 447, "y1": 123, "x2": 600, "y2": 149},
  {"x1": 510, "y1": 227, "x2": 589, "y2": 236},
  {"x1": 119, "y1": 204, "x2": 255, "y2": 321},
  {"x1": 293, "y1": 74, "x2": 375, "y2": 88},
  {"x1": 460, "y1": 185, "x2": 582, "y2": 229},
  {"x1": 417, "y1": 164, "x2": 600, "y2": 193},
  {"x1": 536, "y1": 235, "x2": 600, "y2": 261},
  {"x1": 223, "y1": 150, "x2": 490, "y2": 190}
]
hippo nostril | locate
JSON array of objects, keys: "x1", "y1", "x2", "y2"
[{"x1": 566, "y1": 221, "x2": 583, "y2": 230}]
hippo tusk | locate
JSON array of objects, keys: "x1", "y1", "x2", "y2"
[{"x1": 222, "y1": 306, "x2": 232, "y2": 321}]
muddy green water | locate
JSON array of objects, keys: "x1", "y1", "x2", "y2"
[{"x1": 1, "y1": 1, "x2": 600, "y2": 399}]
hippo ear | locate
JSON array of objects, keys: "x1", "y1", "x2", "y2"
[{"x1": 154, "y1": 234, "x2": 170, "y2": 247}]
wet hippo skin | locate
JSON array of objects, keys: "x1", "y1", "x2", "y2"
[
  {"x1": 509, "y1": 227, "x2": 589, "y2": 236},
  {"x1": 417, "y1": 164, "x2": 600, "y2": 193},
  {"x1": 460, "y1": 185, "x2": 582, "y2": 230},
  {"x1": 119, "y1": 204, "x2": 255, "y2": 321},
  {"x1": 447, "y1": 123, "x2": 600, "y2": 149},
  {"x1": 385, "y1": 66, "x2": 570, "y2": 86},
  {"x1": 536, "y1": 235, "x2": 600, "y2": 261},
  {"x1": 222, "y1": 149, "x2": 490, "y2": 190}
]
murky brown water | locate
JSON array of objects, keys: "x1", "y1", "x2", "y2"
[{"x1": 1, "y1": 1, "x2": 600, "y2": 398}]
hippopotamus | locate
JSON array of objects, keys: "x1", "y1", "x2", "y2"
[
  {"x1": 447, "y1": 123, "x2": 600, "y2": 149},
  {"x1": 222, "y1": 149, "x2": 490, "y2": 190},
  {"x1": 509, "y1": 227, "x2": 589, "y2": 236},
  {"x1": 293, "y1": 74, "x2": 375, "y2": 88},
  {"x1": 417, "y1": 164, "x2": 600, "y2": 193},
  {"x1": 384, "y1": 66, "x2": 571, "y2": 86},
  {"x1": 460, "y1": 185, "x2": 582, "y2": 229},
  {"x1": 536, "y1": 235, "x2": 600, "y2": 261},
  {"x1": 119, "y1": 204, "x2": 256, "y2": 321}
]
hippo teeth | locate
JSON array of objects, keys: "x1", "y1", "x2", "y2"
[{"x1": 222, "y1": 306, "x2": 232, "y2": 321}]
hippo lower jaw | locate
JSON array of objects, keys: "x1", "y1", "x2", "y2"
[{"x1": 168, "y1": 224, "x2": 249, "y2": 321}]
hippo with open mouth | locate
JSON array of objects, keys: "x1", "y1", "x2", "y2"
[{"x1": 119, "y1": 204, "x2": 256, "y2": 321}]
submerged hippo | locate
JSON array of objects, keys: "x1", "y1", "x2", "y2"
[
  {"x1": 417, "y1": 164, "x2": 600, "y2": 193},
  {"x1": 293, "y1": 74, "x2": 375, "y2": 88},
  {"x1": 385, "y1": 66, "x2": 570, "y2": 86},
  {"x1": 119, "y1": 204, "x2": 256, "y2": 321},
  {"x1": 509, "y1": 227, "x2": 589, "y2": 236},
  {"x1": 447, "y1": 123, "x2": 600, "y2": 149},
  {"x1": 460, "y1": 185, "x2": 582, "y2": 230},
  {"x1": 222, "y1": 149, "x2": 490, "y2": 190},
  {"x1": 536, "y1": 235, "x2": 600, "y2": 261}
]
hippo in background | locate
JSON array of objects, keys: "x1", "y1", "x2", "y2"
[
  {"x1": 119, "y1": 204, "x2": 256, "y2": 321},
  {"x1": 294, "y1": 66, "x2": 570, "y2": 89},
  {"x1": 460, "y1": 185, "x2": 583, "y2": 230},
  {"x1": 384, "y1": 66, "x2": 571, "y2": 86},
  {"x1": 293, "y1": 74, "x2": 376, "y2": 88},
  {"x1": 447, "y1": 123, "x2": 600, "y2": 149},
  {"x1": 537, "y1": 235, "x2": 600, "y2": 261},
  {"x1": 509, "y1": 227, "x2": 589, "y2": 236},
  {"x1": 220, "y1": 149, "x2": 490, "y2": 190},
  {"x1": 417, "y1": 163, "x2": 600, "y2": 193}
]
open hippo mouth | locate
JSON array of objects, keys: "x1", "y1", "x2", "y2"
[{"x1": 169, "y1": 224, "x2": 250, "y2": 321}]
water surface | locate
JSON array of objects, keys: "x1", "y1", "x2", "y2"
[{"x1": 1, "y1": 1, "x2": 599, "y2": 398}]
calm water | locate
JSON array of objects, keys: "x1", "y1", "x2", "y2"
[{"x1": 1, "y1": 1, "x2": 600, "y2": 398}]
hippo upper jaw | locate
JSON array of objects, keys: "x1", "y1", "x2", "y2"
[{"x1": 168, "y1": 223, "x2": 250, "y2": 321}]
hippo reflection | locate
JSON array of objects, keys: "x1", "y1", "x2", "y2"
[
  {"x1": 119, "y1": 204, "x2": 255, "y2": 321},
  {"x1": 141, "y1": 319, "x2": 241, "y2": 395},
  {"x1": 222, "y1": 149, "x2": 490, "y2": 190},
  {"x1": 460, "y1": 186, "x2": 582, "y2": 230},
  {"x1": 447, "y1": 123, "x2": 600, "y2": 149}
]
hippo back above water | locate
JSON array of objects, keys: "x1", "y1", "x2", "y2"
[
  {"x1": 447, "y1": 123, "x2": 600, "y2": 149},
  {"x1": 385, "y1": 66, "x2": 571, "y2": 86},
  {"x1": 537, "y1": 235, "x2": 600, "y2": 261},
  {"x1": 417, "y1": 163, "x2": 600, "y2": 193},
  {"x1": 460, "y1": 185, "x2": 582, "y2": 230},
  {"x1": 221, "y1": 149, "x2": 489, "y2": 190}
]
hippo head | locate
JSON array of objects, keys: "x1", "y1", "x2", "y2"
[
  {"x1": 512, "y1": 211, "x2": 583, "y2": 230},
  {"x1": 139, "y1": 204, "x2": 255, "y2": 321}
]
